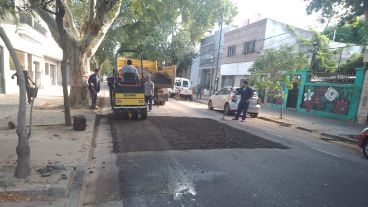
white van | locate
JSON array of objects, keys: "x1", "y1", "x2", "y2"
[{"x1": 169, "y1": 77, "x2": 193, "y2": 100}]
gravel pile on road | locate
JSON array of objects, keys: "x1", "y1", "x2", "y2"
[{"x1": 111, "y1": 116, "x2": 288, "y2": 153}]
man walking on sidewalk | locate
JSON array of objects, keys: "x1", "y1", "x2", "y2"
[
  {"x1": 233, "y1": 80, "x2": 253, "y2": 122},
  {"x1": 88, "y1": 69, "x2": 100, "y2": 109},
  {"x1": 196, "y1": 84, "x2": 202, "y2": 100},
  {"x1": 144, "y1": 77, "x2": 154, "y2": 111}
]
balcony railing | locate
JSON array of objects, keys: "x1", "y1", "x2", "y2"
[
  {"x1": 19, "y1": 13, "x2": 47, "y2": 35},
  {"x1": 34, "y1": 22, "x2": 47, "y2": 34},
  {"x1": 19, "y1": 13, "x2": 32, "y2": 27}
]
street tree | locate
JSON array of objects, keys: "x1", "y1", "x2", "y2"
[
  {"x1": 324, "y1": 17, "x2": 368, "y2": 44},
  {"x1": 93, "y1": 0, "x2": 237, "y2": 75},
  {"x1": 30, "y1": 0, "x2": 122, "y2": 107},
  {"x1": 288, "y1": 27, "x2": 337, "y2": 72},
  {"x1": 249, "y1": 45, "x2": 309, "y2": 101},
  {"x1": 0, "y1": 0, "x2": 30, "y2": 178},
  {"x1": 305, "y1": 0, "x2": 368, "y2": 23},
  {"x1": 308, "y1": 32, "x2": 337, "y2": 72}
]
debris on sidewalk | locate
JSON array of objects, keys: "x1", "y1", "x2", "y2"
[
  {"x1": 37, "y1": 163, "x2": 66, "y2": 177},
  {"x1": 7, "y1": 121, "x2": 16, "y2": 129}
]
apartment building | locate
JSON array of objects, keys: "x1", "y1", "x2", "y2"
[
  {"x1": 195, "y1": 27, "x2": 232, "y2": 93},
  {"x1": 0, "y1": 7, "x2": 63, "y2": 94},
  {"x1": 220, "y1": 18, "x2": 314, "y2": 88}
]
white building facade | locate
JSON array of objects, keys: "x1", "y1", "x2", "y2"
[{"x1": 0, "y1": 10, "x2": 63, "y2": 94}]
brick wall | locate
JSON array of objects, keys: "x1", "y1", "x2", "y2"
[{"x1": 222, "y1": 19, "x2": 267, "y2": 65}]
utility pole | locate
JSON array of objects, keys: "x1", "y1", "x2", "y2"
[
  {"x1": 214, "y1": 5, "x2": 224, "y2": 92},
  {"x1": 209, "y1": 56, "x2": 214, "y2": 96}
]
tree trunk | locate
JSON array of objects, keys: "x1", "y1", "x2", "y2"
[
  {"x1": 68, "y1": 46, "x2": 91, "y2": 107},
  {"x1": 0, "y1": 27, "x2": 30, "y2": 178},
  {"x1": 61, "y1": 55, "x2": 72, "y2": 125}
]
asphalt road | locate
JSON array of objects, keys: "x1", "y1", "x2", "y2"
[{"x1": 106, "y1": 99, "x2": 368, "y2": 207}]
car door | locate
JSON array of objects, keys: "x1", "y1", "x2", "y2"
[
  {"x1": 218, "y1": 88, "x2": 231, "y2": 108},
  {"x1": 212, "y1": 88, "x2": 226, "y2": 109}
]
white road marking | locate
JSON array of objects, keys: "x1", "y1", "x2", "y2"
[{"x1": 311, "y1": 147, "x2": 342, "y2": 158}]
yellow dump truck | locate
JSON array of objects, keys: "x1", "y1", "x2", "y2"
[{"x1": 117, "y1": 58, "x2": 176, "y2": 105}]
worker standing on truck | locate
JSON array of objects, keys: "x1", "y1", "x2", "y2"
[
  {"x1": 120, "y1": 59, "x2": 139, "y2": 84},
  {"x1": 144, "y1": 77, "x2": 154, "y2": 111}
]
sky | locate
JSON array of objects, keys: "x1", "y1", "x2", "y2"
[{"x1": 233, "y1": 0, "x2": 326, "y2": 31}]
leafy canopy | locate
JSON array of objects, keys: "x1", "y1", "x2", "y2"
[
  {"x1": 249, "y1": 45, "x2": 309, "y2": 92},
  {"x1": 323, "y1": 16, "x2": 368, "y2": 45},
  {"x1": 93, "y1": 0, "x2": 237, "y2": 74},
  {"x1": 305, "y1": 0, "x2": 368, "y2": 24}
]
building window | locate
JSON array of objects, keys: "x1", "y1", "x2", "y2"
[
  {"x1": 243, "y1": 40, "x2": 256, "y2": 54},
  {"x1": 45, "y1": 63, "x2": 49, "y2": 75},
  {"x1": 50, "y1": 64, "x2": 56, "y2": 85},
  {"x1": 227, "y1": 45, "x2": 237, "y2": 57}
]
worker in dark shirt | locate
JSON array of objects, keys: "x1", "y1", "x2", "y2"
[
  {"x1": 88, "y1": 69, "x2": 100, "y2": 109},
  {"x1": 11, "y1": 69, "x2": 35, "y2": 104},
  {"x1": 233, "y1": 80, "x2": 254, "y2": 122}
]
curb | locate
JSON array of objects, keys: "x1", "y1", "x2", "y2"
[
  {"x1": 258, "y1": 116, "x2": 357, "y2": 144},
  {"x1": 193, "y1": 99, "x2": 208, "y2": 105},
  {"x1": 67, "y1": 112, "x2": 98, "y2": 207}
]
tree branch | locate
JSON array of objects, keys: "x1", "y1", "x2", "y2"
[
  {"x1": 61, "y1": 0, "x2": 79, "y2": 37},
  {"x1": 30, "y1": 2, "x2": 61, "y2": 45},
  {"x1": 80, "y1": 0, "x2": 122, "y2": 55}
]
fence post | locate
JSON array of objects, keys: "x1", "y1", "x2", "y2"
[
  {"x1": 295, "y1": 69, "x2": 309, "y2": 113},
  {"x1": 351, "y1": 68, "x2": 365, "y2": 122}
]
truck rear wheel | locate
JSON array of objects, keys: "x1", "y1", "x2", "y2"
[
  {"x1": 132, "y1": 110, "x2": 139, "y2": 120},
  {"x1": 141, "y1": 108, "x2": 147, "y2": 120}
]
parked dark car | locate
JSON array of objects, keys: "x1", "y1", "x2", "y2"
[{"x1": 357, "y1": 128, "x2": 368, "y2": 159}]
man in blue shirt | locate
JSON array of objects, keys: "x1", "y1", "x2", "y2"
[
  {"x1": 88, "y1": 69, "x2": 100, "y2": 109},
  {"x1": 233, "y1": 80, "x2": 254, "y2": 122}
]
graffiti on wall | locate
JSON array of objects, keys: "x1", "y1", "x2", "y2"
[{"x1": 301, "y1": 86, "x2": 352, "y2": 115}]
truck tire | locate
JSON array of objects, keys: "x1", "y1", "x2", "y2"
[
  {"x1": 132, "y1": 110, "x2": 139, "y2": 120},
  {"x1": 112, "y1": 110, "x2": 119, "y2": 120},
  {"x1": 141, "y1": 108, "x2": 147, "y2": 120}
]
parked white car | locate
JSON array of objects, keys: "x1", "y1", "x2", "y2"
[{"x1": 208, "y1": 86, "x2": 261, "y2": 118}]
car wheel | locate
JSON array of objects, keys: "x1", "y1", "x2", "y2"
[
  {"x1": 208, "y1": 100, "x2": 213, "y2": 110},
  {"x1": 363, "y1": 139, "x2": 368, "y2": 159},
  {"x1": 224, "y1": 103, "x2": 231, "y2": 115},
  {"x1": 250, "y1": 113, "x2": 258, "y2": 118}
]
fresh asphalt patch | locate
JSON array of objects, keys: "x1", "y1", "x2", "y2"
[{"x1": 110, "y1": 116, "x2": 288, "y2": 153}]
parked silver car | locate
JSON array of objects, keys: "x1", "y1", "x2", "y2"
[{"x1": 208, "y1": 86, "x2": 261, "y2": 118}]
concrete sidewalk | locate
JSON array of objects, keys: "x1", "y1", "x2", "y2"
[
  {"x1": 0, "y1": 94, "x2": 97, "y2": 205},
  {"x1": 193, "y1": 96, "x2": 365, "y2": 142}
]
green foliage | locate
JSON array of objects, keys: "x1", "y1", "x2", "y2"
[
  {"x1": 0, "y1": 0, "x2": 15, "y2": 18},
  {"x1": 288, "y1": 27, "x2": 337, "y2": 72},
  {"x1": 305, "y1": 0, "x2": 368, "y2": 24},
  {"x1": 339, "y1": 53, "x2": 364, "y2": 73},
  {"x1": 249, "y1": 45, "x2": 309, "y2": 92},
  {"x1": 323, "y1": 17, "x2": 368, "y2": 45},
  {"x1": 309, "y1": 32, "x2": 337, "y2": 72},
  {"x1": 93, "y1": 0, "x2": 237, "y2": 74}
]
